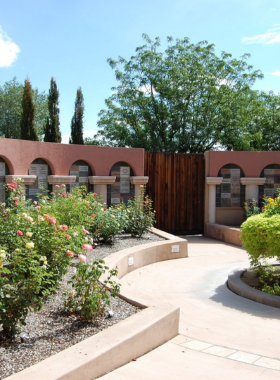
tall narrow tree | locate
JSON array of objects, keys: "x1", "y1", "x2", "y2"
[
  {"x1": 44, "y1": 77, "x2": 61, "y2": 143},
  {"x1": 69, "y1": 87, "x2": 84, "y2": 144},
  {"x1": 20, "y1": 78, "x2": 38, "y2": 141}
]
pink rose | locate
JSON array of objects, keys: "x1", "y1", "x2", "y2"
[
  {"x1": 49, "y1": 217, "x2": 57, "y2": 225},
  {"x1": 78, "y1": 254, "x2": 87, "y2": 263},
  {"x1": 64, "y1": 234, "x2": 71, "y2": 239},
  {"x1": 81, "y1": 244, "x2": 93, "y2": 251},
  {"x1": 67, "y1": 250, "x2": 74, "y2": 257},
  {"x1": 17, "y1": 230, "x2": 23, "y2": 236},
  {"x1": 82, "y1": 228, "x2": 88, "y2": 234},
  {"x1": 61, "y1": 224, "x2": 68, "y2": 231},
  {"x1": 93, "y1": 192, "x2": 97, "y2": 196}
]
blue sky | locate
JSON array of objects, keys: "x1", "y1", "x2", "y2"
[{"x1": 1, "y1": 0, "x2": 279, "y2": 143}]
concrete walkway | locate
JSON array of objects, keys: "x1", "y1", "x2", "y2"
[{"x1": 100, "y1": 236, "x2": 280, "y2": 379}]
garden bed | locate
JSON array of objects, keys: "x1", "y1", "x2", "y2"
[
  {"x1": 0, "y1": 233, "x2": 164, "y2": 380},
  {"x1": 228, "y1": 266, "x2": 280, "y2": 309}
]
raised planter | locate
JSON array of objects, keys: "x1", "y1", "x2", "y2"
[
  {"x1": 5, "y1": 228, "x2": 188, "y2": 380},
  {"x1": 228, "y1": 267, "x2": 280, "y2": 309}
]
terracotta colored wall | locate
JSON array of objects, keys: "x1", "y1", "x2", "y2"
[
  {"x1": 0, "y1": 138, "x2": 144, "y2": 176},
  {"x1": 205, "y1": 151, "x2": 280, "y2": 177}
]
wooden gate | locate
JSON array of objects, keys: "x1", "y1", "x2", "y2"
[{"x1": 144, "y1": 152, "x2": 205, "y2": 235}]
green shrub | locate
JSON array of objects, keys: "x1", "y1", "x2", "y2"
[
  {"x1": 89, "y1": 206, "x2": 124, "y2": 243},
  {"x1": 258, "y1": 264, "x2": 280, "y2": 296},
  {"x1": 0, "y1": 180, "x2": 89, "y2": 338},
  {"x1": 124, "y1": 188, "x2": 156, "y2": 237},
  {"x1": 63, "y1": 250, "x2": 120, "y2": 321},
  {"x1": 240, "y1": 214, "x2": 280, "y2": 266}
]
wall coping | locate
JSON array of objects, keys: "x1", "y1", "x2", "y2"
[
  {"x1": 88, "y1": 176, "x2": 116, "y2": 185},
  {"x1": 240, "y1": 177, "x2": 266, "y2": 186},
  {"x1": 206, "y1": 177, "x2": 223, "y2": 185},
  {"x1": 130, "y1": 176, "x2": 149, "y2": 185},
  {"x1": 5, "y1": 175, "x2": 37, "y2": 185},
  {"x1": 47, "y1": 175, "x2": 77, "y2": 185}
]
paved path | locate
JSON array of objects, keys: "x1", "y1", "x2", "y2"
[{"x1": 100, "y1": 236, "x2": 280, "y2": 379}]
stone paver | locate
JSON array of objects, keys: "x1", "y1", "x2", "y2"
[{"x1": 202, "y1": 344, "x2": 236, "y2": 357}]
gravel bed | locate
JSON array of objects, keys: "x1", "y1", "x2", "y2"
[{"x1": 0, "y1": 233, "x2": 165, "y2": 380}]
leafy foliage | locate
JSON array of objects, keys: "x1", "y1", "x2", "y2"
[
  {"x1": 0, "y1": 180, "x2": 87, "y2": 338},
  {"x1": 69, "y1": 87, "x2": 84, "y2": 144},
  {"x1": 64, "y1": 256, "x2": 120, "y2": 321},
  {"x1": 93, "y1": 34, "x2": 280, "y2": 153},
  {"x1": 241, "y1": 191, "x2": 280, "y2": 266},
  {"x1": 0, "y1": 78, "x2": 48, "y2": 140},
  {"x1": 124, "y1": 188, "x2": 155, "y2": 237},
  {"x1": 243, "y1": 198, "x2": 260, "y2": 220},
  {"x1": 258, "y1": 264, "x2": 280, "y2": 296},
  {"x1": 0, "y1": 181, "x2": 155, "y2": 338}
]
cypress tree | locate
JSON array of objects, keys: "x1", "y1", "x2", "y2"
[
  {"x1": 44, "y1": 77, "x2": 61, "y2": 143},
  {"x1": 69, "y1": 87, "x2": 84, "y2": 144},
  {"x1": 20, "y1": 78, "x2": 38, "y2": 141}
]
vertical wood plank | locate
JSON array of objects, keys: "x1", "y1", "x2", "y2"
[{"x1": 144, "y1": 152, "x2": 205, "y2": 234}]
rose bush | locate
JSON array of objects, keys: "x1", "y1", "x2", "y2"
[
  {"x1": 0, "y1": 181, "x2": 155, "y2": 339},
  {"x1": 0, "y1": 180, "x2": 88, "y2": 338},
  {"x1": 63, "y1": 247, "x2": 120, "y2": 321}
]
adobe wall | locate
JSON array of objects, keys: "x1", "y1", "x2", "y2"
[
  {"x1": 204, "y1": 150, "x2": 280, "y2": 239},
  {"x1": 205, "y1": 151, "x2": 280, "y2": 177},
  {"x1": 0, "y1": 138, "x2": 144, "y2": 176}
]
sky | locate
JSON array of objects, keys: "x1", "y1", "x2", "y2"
[{"x1": 0, "y1": 0, "x2": 280, "y2": 143}]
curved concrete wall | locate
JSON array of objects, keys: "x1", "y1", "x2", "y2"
[{"x1": 5, "y1": 228, "x2": 186, "y2": 380}]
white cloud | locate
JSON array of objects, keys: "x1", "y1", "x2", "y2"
[
  {"x1": 267, "y1": 34, "x2": 280, "y2": 44},
  {"x1": 270, "y1": 8, "x2": 277, "y2": 11},
  {"x1": 0, "y1": 26, "x2": 20, "y2": 67},
  {"x1": 61, "y1": 133, "x2": 70, "y2": 144},
  {"x1": 83, "y1": 129, "x2": 98, "y2": 138},
  {"x1": 267, "y1": 70, "x2": 280, "y2": 76},
  {"x1": 241, "y1": 32, "x2": 280, "y2": 45}
]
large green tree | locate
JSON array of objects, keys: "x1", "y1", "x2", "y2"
[
  {"x1": 94, "y1": 34, "x2": 272, "y2": 153},
  {"x1": 69, "y1": 87, "x2": 84, "y2": 144},
  {"x1": 20, "y1": 78, "x2": 38, "y2": 141},
  {"x1": 0, "y1": 77, "x2": 48, "y2": 140},
  {"x1": 44, "y1": 77, "x2": 61, "y2": 143}
]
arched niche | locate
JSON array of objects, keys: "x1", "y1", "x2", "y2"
[
  {"x1": 216, "y1": 164, "x2": 245, "y2": 207},
  {"x1": 259, "y1": 164, "x2": 280, "y2": 202},
  {"x1": 0, "y1": 157, "x2": 10, "y2": 202},
  {"x1": 108, "y1": 161, "x2": 134, "y2": 206},
  {"x1": 67, "y1": 160, "x2": 93, "y2": 193},
  {"x1": 27, "y1": 158, "x2": 52, "y2": 200}
]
